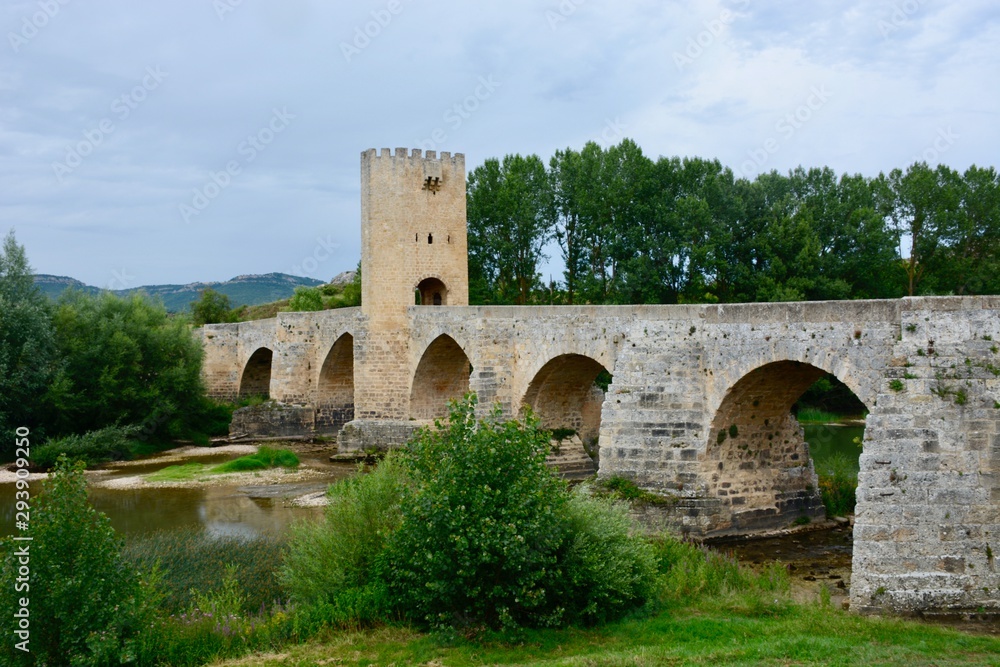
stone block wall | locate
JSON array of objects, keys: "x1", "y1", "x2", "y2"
[{"x1": 852, "y1": 297, "x2": 1000, "y2": 615}]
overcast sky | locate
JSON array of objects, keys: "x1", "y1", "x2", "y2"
[{"x1": 2, "y1": 1, "x2": 998, "y2": 288}]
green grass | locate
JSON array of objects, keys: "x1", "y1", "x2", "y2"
[
  {"x1": 199, "y1": 532, "x2": 1000, "y2": 667},
  {"x1": 146, "y1": 447, "x2": 299, "y2": 481},
  {"x1": 796, "y1": 408, "x2": 850, "y2": 424},
  {"x1": 208, "y1": 605, "x2": 1000, "y2": 666}
]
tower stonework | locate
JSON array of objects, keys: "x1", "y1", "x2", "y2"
[
  {"x1": 350, "y1": 148, "x2": 469, "y2": 425},
  {"x1": 360, "y1": 147, "x2": 468, "y2": 321}
]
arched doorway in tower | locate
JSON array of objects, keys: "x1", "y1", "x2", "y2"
[
  {"x1": 315, "y1": 333, "x2": 355, "y2": 433},
  {"x1": 409, "y1": 334, "x2": 471, "y2": 420},
  {"x1": 522, "y1": 354, "x2": 610, "y2": 472},
  {"x1": 239, "y1": 348, "x2": 273, "y2": 399},
  {"x1": 705, "y1": 361, "x2": 868, "y2": 537},
  {"x1": 415, "y1": 278, "x2": 447, "y2": 306}
]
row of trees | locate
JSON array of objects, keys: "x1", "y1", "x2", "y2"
[
  {"x1": 468, "y1": 139, "x2": 1000, "y2": 305},
  {"x1": 0, "y1": 231, "x2": 225, "y2": 451}
]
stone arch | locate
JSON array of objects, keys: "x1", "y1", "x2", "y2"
[
  {"x1": 239, "y1": 347, "x2": 273, "y2": 398},
  {"x1": 315, "y1": 333, "x2": 354, "y2": 432},
  {"x1": 415, "y1": 277, "x2": 447, "y2": 306},
  {"x1": 410, "y1": 334, "x2": 471, "y2": 420},
  {"x1": 522, "y1": 354, "x2": 610, "y2": 452},
  {"x1": 703, "y1": 359, "x2": 871, "y2": 535}
]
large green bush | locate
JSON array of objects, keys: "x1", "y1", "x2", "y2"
[
  {"x1": 380, "y1": 397, "x2": 572, "y2": 632},
  {"x1": 0, "y1": 458, "x2": 157, "y2": 666},
  {"x1": 281, "y1": 453, "x2": 408, "y2": 626}
]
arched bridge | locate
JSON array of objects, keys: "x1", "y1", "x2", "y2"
[{"x1": 201, "y1": 295, "x2": 1000, "y2": 617}]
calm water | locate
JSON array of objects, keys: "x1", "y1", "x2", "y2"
[
  {"x1": 1, "y1": 422, "x2": 863, "y2": 539},
  {"x1": 0, "y1": 450, "x2": 356, "y2": 538}
]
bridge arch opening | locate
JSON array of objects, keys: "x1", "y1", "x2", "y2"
[
  {"x1": 239, "y1": 347, "x2": 273, "y2": 399},
  {"x1": 409, "y1": 334, "x2": 471, "y2": 420},
  {"x1": 522, "y1": 354, "x2": 610, "y2": 467},
  {"x1": 415, "y1": 277, "x2": 447, "y2": 306},
  {"x1": 316, "y1": 333, "x2": 355, "y2": 433},
  {"x1": 705, "y1": 360, "x2": 868, "y2": 537}
]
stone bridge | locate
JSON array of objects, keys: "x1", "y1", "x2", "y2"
[{"x1": 201, "y1": 148, "x2": 1000, "y2": 618}]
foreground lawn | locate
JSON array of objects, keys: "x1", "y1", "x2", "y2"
[{"x1": 213, "y1": 602, "x2": 1000, "y2": 667}]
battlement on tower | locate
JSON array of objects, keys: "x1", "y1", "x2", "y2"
[{"x1": 364, "y1": 147, "x2": 464, "y2": 164}]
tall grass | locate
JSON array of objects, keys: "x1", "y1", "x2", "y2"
[
  {"x1": 652, "y1": 535, "x2": 790, "y2": 612},
  {"x1": 815, "y1": 453, "x2": 858, "y2": 517},
  {"x1": 123, "y1": 528, "x2": 286, "y2": 615}
]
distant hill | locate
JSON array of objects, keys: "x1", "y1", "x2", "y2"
[{"x1": 33, "y1": 272, "x2": 327, "y2": 313}]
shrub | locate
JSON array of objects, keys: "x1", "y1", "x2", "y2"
[
  {"x1": 0, "y1": 458, "x2": 157, "y2": 666},
  {"x1": 552, "y1": 491, "x2": 658, "y2": 625},
  {"x1": 123, "y1": 528, "x2": 285, "y2": 616},
  {"x1": 286, "y1": 286, "x2": 324, "y2": 312},
  {"x1": 33, "y1": 424, "x2": 141, "y2": 469},
  {"x1": 652, "y1": 535, "x2": 789, "y2": 607},
  {"x1": 133, "y1": 566, "x2": 292, "y2": 667},
  {"x1": 380, "y1": 396, "x2": 570, "y2": 632},
  {"x1": 281, "y1": 452, "x2": 408, "y2": 620}
]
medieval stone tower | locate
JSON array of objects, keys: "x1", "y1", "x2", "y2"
[
  {"x1": 353, "y1": 148, "x2": 469, "y2": 422},
  {"x1": 360, "y1": 148, "x2": 468, "y2": 321}
]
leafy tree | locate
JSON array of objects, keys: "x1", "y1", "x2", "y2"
[
  {"x1": 469, "y1": 140, "x2": 1000, "y2": 305},
  {"x1": 550, "y1": 147, "x2": 586, "y2": 304},
  {"x1": 286, "y1": 285, "x2": 324, "y2": 311},
  {"x1": 0, "y1": 231, "x2": 57, "y2": 447},
  {"x1": 885, "y1": 162, "x2": 954, "y2": 295},
  {"x1": 0, "y1": 458, "x2": 155, "y2": 665},
  {"x1": 934, "y1": 165, "x2": 1000, "y2": 295},
  {"x1": 190, "y1": 287, "x2": 237, "y2": 325},
  {"x1": 44, "y1": 291, "x2": 208, "y2": 439},
  {"x1": 468, "y1": 154, "x2": 554, "y2": 304}
]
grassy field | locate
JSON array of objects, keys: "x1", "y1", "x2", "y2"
[
  {"x1": 146, "y1": 446, "x2": 299, "y2": 481},
  {"x1": 211, "y1": 603, "x2": 1000, "y2": 667}
]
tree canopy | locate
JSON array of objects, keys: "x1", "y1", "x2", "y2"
[{"x1": 467, "y1": 140, "x2": 1000, "y2": 305}]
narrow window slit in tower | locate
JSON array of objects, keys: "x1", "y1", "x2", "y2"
[{"x1": 428, "y1": 233, "x2": 433, "y2": 244}]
